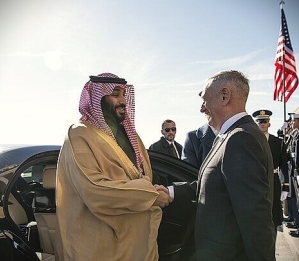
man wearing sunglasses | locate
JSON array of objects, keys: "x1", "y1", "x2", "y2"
[
  {"x1": 252, "y1": 109, "x2": 289, "y2": 240},
  {"x1": 149, "y1": 119, "x2": 183, "y2": 158}
]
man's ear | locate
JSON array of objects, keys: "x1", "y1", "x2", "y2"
[{"x1": 221, "y1": 87, "x2": 230, "y2": 105}]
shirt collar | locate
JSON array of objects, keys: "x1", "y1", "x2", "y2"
[
  {"x1": 209, "y1": 125, "x2": 219, "y2": 136},
  {"x1": 219, "y1": 112, "x2": 248, "y2": 135},
  {"x1": 163, "y1": 137, "x2": 173, "y2": 145}
]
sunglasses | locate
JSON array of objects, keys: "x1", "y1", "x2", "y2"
[{"x1": 164, "y1": 127, "x2": 176, "y2": 132}]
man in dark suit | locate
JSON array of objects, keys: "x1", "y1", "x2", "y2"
[
  {"x1": 149, "y1": 119, "x2": 183, "y2": 158},
  {"x1": 182, "y1": 123, "x2": 216, "y2": 168},
  {"x1": 252, "y1": 110, "x2": 289, "y2": 237},
  {"x1": 171, "y1": 70, "x2": 275, "y2": 260}
]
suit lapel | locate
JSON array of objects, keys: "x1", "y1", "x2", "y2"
[
  {"x1": 200, "y1": 127, "x2": 215, "y2": 149},
  {"x1": 196, "y1": 134, "x2": 227, "y2": 197},
  {"x1": 196, "y1": 115, "x2": 254, "y2": 197},
  {"x1": 198, "y1": 134, "x2": 226, "y2": 176},
  {"x1": 161, "y1": 137, "x2": 170, "y2": 148}
]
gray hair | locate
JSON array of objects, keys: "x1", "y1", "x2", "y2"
[{"x1": 207, "y1": 70, "x2": 250, "y2": 102}]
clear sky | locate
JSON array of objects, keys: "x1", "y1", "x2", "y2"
[{"x1": 0, "y1": 0, "x2": 298, "y2": 148}]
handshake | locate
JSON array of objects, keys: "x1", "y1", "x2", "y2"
[{"x1": 153, "y1": 184, "x2": 174, "y2": 208}]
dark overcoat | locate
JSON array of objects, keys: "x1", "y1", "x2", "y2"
[
  {"x1": 149, "y1": 137, "x2": 183, "y2": 158},
  {"x1": 181, "y1": 124, "x2": 216, "y2": 168}
]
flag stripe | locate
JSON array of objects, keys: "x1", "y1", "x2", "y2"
[{"x1": 274, "y1": 7, "x2": 298, "y2": 102}]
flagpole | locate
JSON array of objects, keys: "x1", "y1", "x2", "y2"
[
  {"x1": 274, "y1": 0, "x2": 298, "y2": 120},
  {"x1": 280, "y1": 0, "x2": 287, "y2": 122}
]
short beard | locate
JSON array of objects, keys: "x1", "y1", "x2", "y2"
[{"x1": 101, "y1": 97, "x2": 125, "y2": 123}]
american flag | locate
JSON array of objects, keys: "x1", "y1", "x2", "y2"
[{"x1": 274, "y1": 5, "x2": 298, "y2": 102}]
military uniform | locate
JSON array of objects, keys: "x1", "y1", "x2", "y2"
[
  {"x1": 286, "y1": 113, "x2": 299, "y2": 236},
  {"x1": 253, "y1": 110, "x2": 289, "y2": 227}
]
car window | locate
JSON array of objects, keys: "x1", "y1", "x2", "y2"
[
  {"x1": 21, "y1": 165, "x2": 44, "y2": 183},
  {"x1": 2, "y1": 150, "x2": 198, "y2": 260}
]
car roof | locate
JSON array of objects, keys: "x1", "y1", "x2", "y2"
[{"x1": 0, "y1": 144, "x2": 61, "y2": 169}]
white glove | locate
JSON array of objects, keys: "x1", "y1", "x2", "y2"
[
  {"x1": 280, "y1": 122, "x2": 288, "y2": 131},
  {"x1": 280, "y1": 191, "x2": 288, "y2": 201}
]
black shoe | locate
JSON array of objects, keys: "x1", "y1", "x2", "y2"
[
  {"x1": 283, "y1": 217, "x2": 294, "y2": 222},
  {"x1": 289, "y1": 229, "x2": 299, "y2": 237},
  {"x1": 285, "y1": 222, "x2": 299, "y2": 229}
]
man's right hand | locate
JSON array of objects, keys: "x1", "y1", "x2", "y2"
[{"x1": 153, "y1": 189, "x2": 173, "y2": 208}]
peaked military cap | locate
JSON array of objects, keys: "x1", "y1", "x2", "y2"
[
  {"x1": 286, "y1": 113, "x2": 294, "y2": 122},
  {"x1": 252, "y1": 110, "x2": 272, "y2": 122},
  {"x1": 293, "y1": 113, "x2": 299, "y2": 119}
]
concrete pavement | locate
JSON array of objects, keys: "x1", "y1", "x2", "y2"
[{"x1": 276, "y1": 224, "x2": 299, "y2": 261}]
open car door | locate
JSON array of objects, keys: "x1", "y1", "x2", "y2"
[
  {"x1": 1, "y1": 149, "x2": 198, "y2": 261},
  {"x1": 149, "y1": 150, "x2": 198, "y2": 261}
]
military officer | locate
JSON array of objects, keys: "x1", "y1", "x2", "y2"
[
  {"x1": 252, "y1": 110, "x2": 289, "y2": 238},
  {"x1": 286, "y1": 112, "x2": 299, "y2": 237}
]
